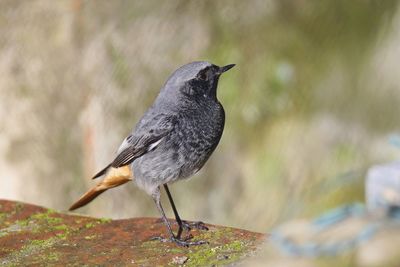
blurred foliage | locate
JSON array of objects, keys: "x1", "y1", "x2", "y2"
[{"x1": 0, "y1": 0, "x2": 400, "y2": 239}]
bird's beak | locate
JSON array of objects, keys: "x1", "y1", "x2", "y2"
[{"x1": 219, "y1": 64, "x2": 236, "y2": 75}]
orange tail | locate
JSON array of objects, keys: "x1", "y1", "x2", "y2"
[
  {"x1": 69, "y1": 166, "x2": 133, "y2": 211},
  {"x1": 69, "y1": 187, "x2": 107, "y2": 211}
]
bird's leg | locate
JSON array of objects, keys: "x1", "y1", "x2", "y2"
[
  {"x1": 162, "y1": 184, "x2": 184, "y2": 239},
  {"x1": 163, "y1": 184, "x2": 209, "y2": 234},
  {"x1": 151, "y1": 186, "x2": 207, "y2": 247}
]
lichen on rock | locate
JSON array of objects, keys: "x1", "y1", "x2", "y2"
[{"x1": 0, "y1": 200, "x2": 264, "y2": 266}]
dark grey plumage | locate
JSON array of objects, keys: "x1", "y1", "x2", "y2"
[
  {"x1": 73, "y1": 61, "x2": 235, "y2": 246},
  {"x1": 131, "y1": 63, "x2": 227, "y2": 195}
]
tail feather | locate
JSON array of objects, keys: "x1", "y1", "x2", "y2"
[
  {"x1": 92, "y1": 163, "x2": 111, "y2": 179},
  {"x1": 69, "y1": 166, "x2": 133, "y2": 211},
  {"x1": 69, "y1": 187, "x2": 106, "y2": 211}
]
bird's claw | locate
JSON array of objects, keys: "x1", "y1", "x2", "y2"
[
  {"x1": 150, "y1": 235, "x2": 208, "y2": 247},
  {"x1": 180, "y1": 220, "x2": 209, "y2": 231}
]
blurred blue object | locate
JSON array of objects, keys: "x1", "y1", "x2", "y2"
[
  {"x1": 366, "y1": 161, "x2": 400, "y2": 215},
  {"x1": 270, "y1": 203, "x2": 379, "y2": 257},
  {"x1": 389, "y1": 134, "x2": 400, "y2": 149},
  {"x1": 270, "y1": 161, "x2": 400, "y2": 257},
  {"x1": 312, "y1": 203, "x2": 365, "y2": 231}
]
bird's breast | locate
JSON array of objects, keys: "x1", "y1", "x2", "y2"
[
  {"x1": 170, "y1": 102, "x2": 225, "y2": 173},
  {"x1": 132, "y1": 101, "x2": 225, "y2": 187}
]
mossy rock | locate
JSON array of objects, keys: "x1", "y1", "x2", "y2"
[{"x1": 0, "y1": 200, "x2": 265, "y2": 266}]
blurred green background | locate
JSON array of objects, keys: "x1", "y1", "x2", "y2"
[{"x1": 1, "y1": 0, "x2": 400, "y2": 233}]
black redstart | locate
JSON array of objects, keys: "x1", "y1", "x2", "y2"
[{"x1": 69, "y1": 61, "x2": 235, "y2": 246}]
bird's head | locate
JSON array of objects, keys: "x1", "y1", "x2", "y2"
[{"x1": 159, "y1": 61, "x2": 235, "y2": 104}]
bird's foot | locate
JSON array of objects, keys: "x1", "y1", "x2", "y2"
[
  {"x1": 180, "y1": 220, "x2": 209, "y2": 231},
  {"x1": 150, "y1": 235, "x2": 208, "y2": 247}
]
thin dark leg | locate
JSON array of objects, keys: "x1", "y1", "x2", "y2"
[
  {"x1": 152, "y1": 187, "x2": 174, "y2": 238},
  {"x1": 163, "y1": 184, "x2": 184, "y2": 238},
  {"x1": 163, "y1": 184, "x2": 209, "y2": 233},
  {"x1": 163, "y1": 184, "x2": 181, "y2": 223},
  {"x1": 151, "y1": 186, "x2": 207, "y2": 247}
]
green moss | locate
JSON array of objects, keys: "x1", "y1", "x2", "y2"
[
  {"x1": 99, "y1": 217, "x2": 112, "y2": 224},
  {"x1": 84, "y1": 218, "x2": 110, "y2": 229},
  {"x1": 53, "y1": 223, "x2": 78, "y2": 240},
  {"x1": 46, "y1": 208, "x2": 56, "y2": 213},
  {"x1": 1, "y1": 209, "x2": 66, "y2": 236},
  {"x1": 184, "y1": 241, "x2": 246, "y2": 266},
  {"x1": 30, "y1": 239, "x2": 53, "y2": 247},
  {"x1": 56, "y1": 233, "x2": 68, "y2": 240},
  {"x1": 0, "y1": 219, "x2": 43, "y2": 238},
  {"x1": 31, "y1": 210, "x2": 62, "y2": 225},
  {"x1": 0, "y1": 212, "x2": 8, "y2": 223},
  {"x1": 16, "y1": 219, "x2": 30, "y2": 227},
  {"x1": 43, "y1": 252, "x2": 60, "y2": 262},
  {"x1": 85, "y1": 222, "x2": 95, "y2": 228},
  {"x1": 0, "y1": 237, "x2": 58, "y2": 264},
  {"x1": 1, "y1": 201, "x2": 260, "y2": 265},
  {"x1": 54, "y1": 224, "x2": 68, "y2": 231},
  {"x1": 3, "y1": 209, "x2": 80, "y2": 242},
  {"x1": 16, "y1": 238, "x2": 60, "y2": 264},
  {"x1": 138, "y1": 227, "x2": 253, "y2": 266}
]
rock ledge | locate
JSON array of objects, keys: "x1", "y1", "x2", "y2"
[{"x1": 0, "y1": 200, "x2": 264, "y2": 266}]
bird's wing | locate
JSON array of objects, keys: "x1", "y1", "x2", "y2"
[{"x1": 92, "y1": 114, "x2": 176, "y2": 179}]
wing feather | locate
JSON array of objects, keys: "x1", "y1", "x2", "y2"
[{"x1": 92, "y1": 114, "x2": 176, "y2": 179}]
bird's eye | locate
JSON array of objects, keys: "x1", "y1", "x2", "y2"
[{"x1": 198, "y1": 72, "x2": 207, "y2": 81}]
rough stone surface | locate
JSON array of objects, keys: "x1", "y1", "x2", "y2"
[{"x1": 0, "y1": 200, "x2": 265, "y2": 266}]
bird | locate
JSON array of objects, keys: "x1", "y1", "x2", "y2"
[{"x1": 69, "y1": 61, "x2": 235, "y2": 246}]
